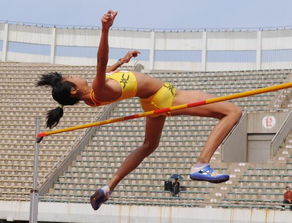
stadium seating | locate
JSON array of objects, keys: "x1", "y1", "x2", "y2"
[
  {"x1": 0, "y1": 62, "x2": 103, "y2": 201},
  {"x1": 0, "y1": 62, "x2": 291, "y2": 209},
  {"x1": 220, "y1": 133, "x2": 292, "y2": 209}
]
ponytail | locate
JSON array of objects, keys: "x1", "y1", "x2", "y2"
[
  {"x1": 46, "y1": 106, "x2": 64, "y2": 129},
  {"x1": 37, "y1": 72, "x2": 80, "y2": 128},
  {"x1": 37, "y1": 72, "x2": 62, "y2": 87}
]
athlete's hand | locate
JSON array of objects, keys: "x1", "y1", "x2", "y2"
[
  {"x1": 101, "y1": 10, "x2": 118, "y2": 31},
  {"x1": 120, "y1": 50, "x2": 141, "y2": 63}
]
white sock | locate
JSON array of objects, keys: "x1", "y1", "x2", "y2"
[
  {"x1": 190, "y1": 163, "x2": 209, "y2": 174},
  {"x1": 101, "y1": 186, "x2": 111, "y2": 197}
]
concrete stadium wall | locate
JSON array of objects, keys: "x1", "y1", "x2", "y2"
[
  {"x1": 0, "y1": 201, "x2": 291, "y2": 223},
  {"x1": 222, "y1": 111, "x2": 291, "y2": 162},
  {"x1": 1, "y1": 22, "x2": 292, "y2": 71}
]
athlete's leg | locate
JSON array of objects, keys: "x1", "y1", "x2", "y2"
[
  {"x1": 171, "y1": 90, "x2": 242, "y2": 183},
  {"x1": 172, "y1": 90, "x2": 241, "y2": 163},
  {"x1": 108, "y1": 115, "x2": 166, "y2": 190},
  {"x1": 90, "y1": 115, "x2": 166, "y2": 210}
]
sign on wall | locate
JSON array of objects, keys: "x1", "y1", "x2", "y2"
[{"x1": 262, "y1": 115, "x2": 276, "y2": 129}]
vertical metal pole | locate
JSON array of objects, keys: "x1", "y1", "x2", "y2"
[{"x1": 29, "y1": 117, "x2": 40, "y2": 223}]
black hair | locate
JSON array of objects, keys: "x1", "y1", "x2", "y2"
[{"x1": 36, "y1": 72, "x2": 80, "y2": 128}]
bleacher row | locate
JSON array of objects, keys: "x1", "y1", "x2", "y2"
[
  {"x1": 0, "y1": 62, "x2": 105, "y2": 201},
  {"x1": 0, "y1": 62, "x2": 291, "y2": 209}
]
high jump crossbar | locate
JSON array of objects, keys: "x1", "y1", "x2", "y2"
[{"x1": 36, "y1": 82, "x2": 292, "y2": 143}]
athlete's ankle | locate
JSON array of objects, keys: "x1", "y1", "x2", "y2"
[
  {"x1": 190, "y1": 163, "x2": 209, "y2": 173},
  {"x1": 101, "y1": 185, "x2": 112, "y2": 197}
]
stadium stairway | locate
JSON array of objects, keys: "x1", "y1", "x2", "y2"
[
  {"x1": 219, "y1": 111, "x2": 292, "y2": 208},
  {"x1": 272, "y1": 74, "x2": 292, "y2": 110}
]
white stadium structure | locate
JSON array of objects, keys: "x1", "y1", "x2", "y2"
[{"x1": 0, "y1": 22, "x2": 291, "y2": 222}]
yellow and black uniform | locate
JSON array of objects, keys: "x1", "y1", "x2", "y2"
[
  {"x1": 139, "y1": 82, "x2": 176, "y2": 116},
  {"x1": 90, "y1": 71, "x2": 176, "y2": 116},
  {"x1": 90, "y1": 71, "x2": 138, "y2": 106}
]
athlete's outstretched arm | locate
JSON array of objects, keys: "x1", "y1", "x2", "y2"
[
  {"x1": 93, "y1": 10, "x2": 118, "y2": 98},
  {"x1": 106, "y1": 50, "x2": 141, "y2": 73}
]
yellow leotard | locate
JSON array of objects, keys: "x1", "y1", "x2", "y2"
[
  {"x1": 139, "y1": 82, "x2": 176, "y2": 116},
  {"x1": 90, "y1": 71, "x2": 177, "y2": 116},
  {"x1": 90, "y1": 71, "x2": 138, "y2": 106}
]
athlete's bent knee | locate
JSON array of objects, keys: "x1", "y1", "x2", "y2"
[
  {"x1": 231, "y1": 105, "x2": 242, "y2": 121},
  {"x1": 217, "y1": 104, "x2": 242, "y2": 121}
]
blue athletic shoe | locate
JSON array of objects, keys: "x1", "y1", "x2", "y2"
[
  {"x1": 90, "y1": 188, "x2": 110, "y2": 210},
  {"x1": 190, "y1": 165, "x2": 229, "y2": 183}
]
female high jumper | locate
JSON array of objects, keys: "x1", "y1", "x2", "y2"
[{"x1": 37, "y1": 10, "x2": 242, "y2": 210}]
